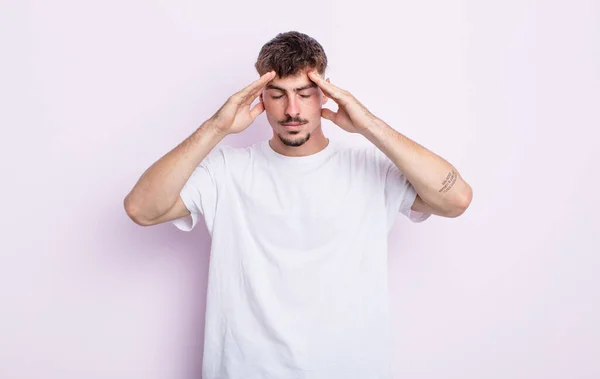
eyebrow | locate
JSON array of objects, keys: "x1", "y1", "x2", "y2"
[{"x1": 266, "y1": 83, "x2": 318, "y2": 92}]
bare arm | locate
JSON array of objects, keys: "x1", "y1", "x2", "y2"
[
  {"x1": 361, "y1": 121, "x2": 472, "y2": 218},
  {"x1": 124, "y1": 121, "x2": 226, "y2": 226},
  {"x1": 124, "y1": 70, "x2": 276, "y2": 226},
  {"x1": 306, "y1": 70, "x2": 473, "y2": 218}
]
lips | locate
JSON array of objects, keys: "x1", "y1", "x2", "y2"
[
  {"x1": 283, "y1": 123, "x2": 303, "y2": 126},
  {"x1": 283, "y1": 124, "x2": 303, "y2": 131}
]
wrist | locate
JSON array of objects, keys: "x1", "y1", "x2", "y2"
[
  {"x1": 203, "y1": 118, "x2": 230, "y2": 139},
  {"x1": 359, "y1": 118, "x2": 386, "y2": 138}
]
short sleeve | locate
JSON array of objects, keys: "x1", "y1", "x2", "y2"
[
  {"x1": 378, "y1": 150, "x2": 432, "y2": 225},
  {"x1": 171, "y1": 147, "x2": 225, "y2": 232}
]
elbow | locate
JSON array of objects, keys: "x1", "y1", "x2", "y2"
[
  {"x1": 447, "y1": 185, "x2": 473, "y2": 218},
  {"x1": 124, "y1": 195, "x2": 153, "y2": 226}
]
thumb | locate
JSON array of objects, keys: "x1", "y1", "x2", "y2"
[
  {"x1": 321, "y1": 108, "x2": 336, "y2": 121},
  {"x1": 250, "y1": 99, "x2": 265, "y2": 120}
]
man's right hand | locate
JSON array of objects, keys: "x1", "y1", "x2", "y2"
[{"x1": 210, "y1": 71, "x2": 276, "y2": 135}]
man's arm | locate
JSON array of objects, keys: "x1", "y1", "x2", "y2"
[
  {"x1": 360, "y1": 120, "x2": 473, "y2": 218},
  {"x1": 124, "y1": 121, "x2": 226, "y2": 226},
  {"x1": 123, "y1": 70, "x2": 276, "y2": 227},
  {"x1": 305, "y1": 69, "x2": 472, "y2": 218}
]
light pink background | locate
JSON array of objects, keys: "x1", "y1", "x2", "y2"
[{"x1": 2, "y1": 0, "x2": 599, "y2": 378}]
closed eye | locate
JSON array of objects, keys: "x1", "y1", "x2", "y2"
[{"x1": 271, "y1": 95, "x2": 311, "y2": 99}]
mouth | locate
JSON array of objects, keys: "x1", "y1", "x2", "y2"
[{"x1": 282, "y1": 122, "x2": 305, "y2": 129}]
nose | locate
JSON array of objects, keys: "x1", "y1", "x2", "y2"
[{"x1": 285, "y1": 96, "x2": 300, "y2": 117}]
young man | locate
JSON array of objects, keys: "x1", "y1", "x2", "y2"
[{"x1": 125, "y1": 31, "x2": 472, "y2": 379}]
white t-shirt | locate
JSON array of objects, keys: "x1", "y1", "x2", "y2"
[{"x1": 172, "y1": 138, "x2": 431, "y2": 379}]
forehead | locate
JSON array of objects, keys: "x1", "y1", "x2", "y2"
[{"x1": 266, "y1": 72, "x2": 317, "y2": 92}]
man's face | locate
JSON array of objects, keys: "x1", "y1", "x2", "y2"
[{"x1": 261, "y1": 69, "x2": 329, "y2": 147}]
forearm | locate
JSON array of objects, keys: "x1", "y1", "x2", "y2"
[
  {"x1": 124, "y1": 119, "x2": 226, "y2": 222},
  {"x1": 361, "y1": 119, "x2": 472, "y2": 215}
]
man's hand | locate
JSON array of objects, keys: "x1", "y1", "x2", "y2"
[
  {"x1": 210, "y1": 71, "x2": 276, "y2": 135},
  {"x1": 307, "y1": 69, "x2": 379, "y2": 134}
]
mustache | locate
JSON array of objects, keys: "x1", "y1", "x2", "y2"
[{"x1": 279, "y1": 117, "x2": 308, "y2": 124}]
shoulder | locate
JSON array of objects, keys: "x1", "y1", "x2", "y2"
[
  {"x1": 331, "y1": 141, "x2": 375, "y2": 161},
  {"x1": 206, "y1": 142, "x2": 254, "y2": 160},
  {"x1": 336, "y1": 143, "x2": 390, "y2": 172},
  {"x1": 205, "y1": 141, "x2": 263, "y2": 171}
]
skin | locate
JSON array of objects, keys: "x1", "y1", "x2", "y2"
[
  {"x1": 125, "y1": 67, "x2": 471, "y2": 226},
  {"x1": 260, "y1": 69, "x2": 332, "y2": 157},
  {"x1": 218, "y1": 67, "x2": 471, "y2": 217},
  {"x1": 305, "y1": 69, "x2": 473, "y2": 217}
]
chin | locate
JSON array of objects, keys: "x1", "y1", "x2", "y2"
[{"x1": 278, "y1": 131, "x2": 311, "y2": 147}]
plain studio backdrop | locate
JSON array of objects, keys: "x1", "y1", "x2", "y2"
[{"x1": 1, "y1": 0, "x2": 599, "y2": 378}]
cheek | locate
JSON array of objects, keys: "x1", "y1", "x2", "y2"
[{"x1": 307, "y1": 98, "x2": 323, "y2": 117}]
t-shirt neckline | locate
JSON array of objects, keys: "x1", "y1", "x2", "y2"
[{"x1": 261, "y1": 138, "x2": 335, "y2": 166}]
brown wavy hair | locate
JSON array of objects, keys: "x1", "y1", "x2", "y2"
[{"x1": 255, "y1": 31, "x2": 328, "y2": 78}]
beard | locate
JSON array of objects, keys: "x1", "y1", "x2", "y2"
[{"x1": 277, "y1": 130, "x2": 311, "y2": 147}]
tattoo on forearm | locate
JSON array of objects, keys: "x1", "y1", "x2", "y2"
[{"x1": 439, "y1": 171, "x2": 458, "y2": 193}]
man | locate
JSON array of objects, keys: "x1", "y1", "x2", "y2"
[{"x1": 125, "y1": 31, "x2": 472, "y2": 379}]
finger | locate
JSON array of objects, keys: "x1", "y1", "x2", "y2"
[
  {"x1": 307, "y1": 70, "x2": 346, "y2": 102},
  {"x1": 321, "y1": 108, "x2": 336, "y2": 121},
  {"x1": 239, "y1": 71, "x2": 276, "y2": 105},
  {"x1": 249, "y1": 98, "x2": 265, "y2": 120}
]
